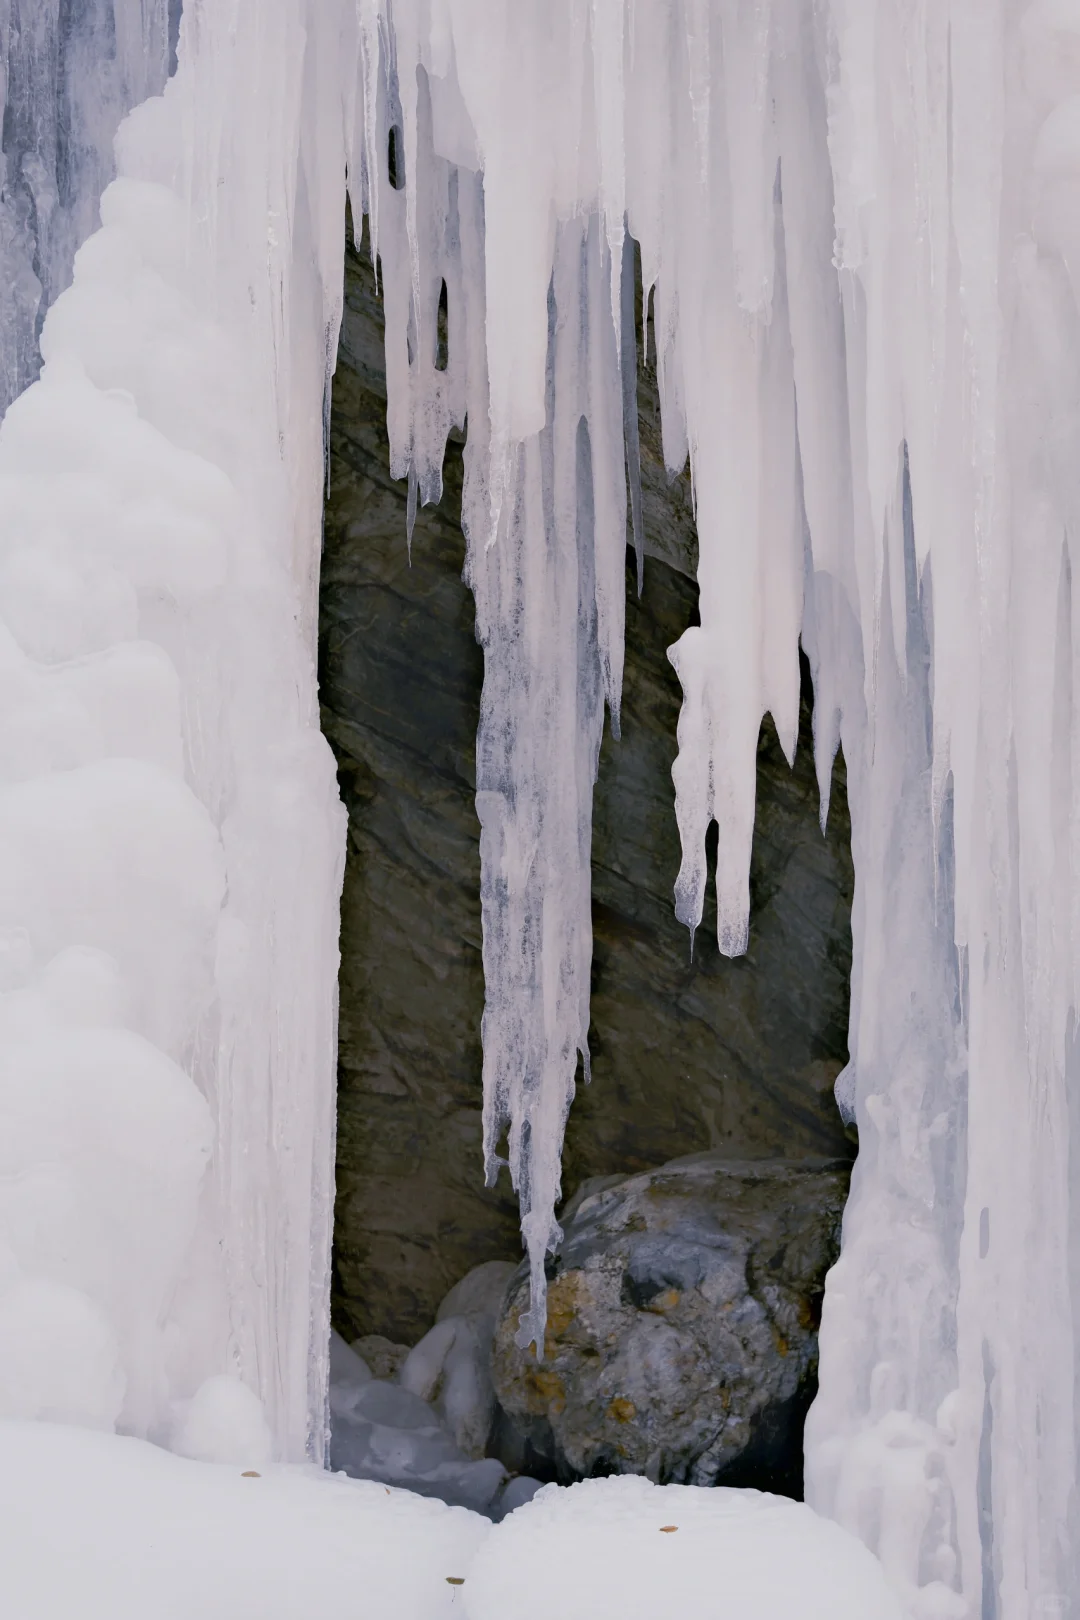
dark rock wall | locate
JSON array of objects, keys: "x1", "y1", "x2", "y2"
[{"x1": 321, "y1": 224, "x2": 855, "y2": 1346}]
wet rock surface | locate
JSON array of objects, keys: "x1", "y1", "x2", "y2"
[
  {"x1": 329, "y1": 1265, "x2": 543, "y2": 1520},
  {"x1": 321, "y1": 222, "x2": 855, "y2": 1348},
  {"x1": 491, "y1": 1156, "x2": 849, "y2": 1494}
]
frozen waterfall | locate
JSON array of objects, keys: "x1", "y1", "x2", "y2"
[
  {"x1": 0, "y1": 0, "x2": 348, "y2": 1461},
  {"x1": 2, "y1": 2, "x2": 1080, "y2": 1616}
]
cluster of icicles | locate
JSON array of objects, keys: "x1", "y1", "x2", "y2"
[{"x1": 3, "y1": 2, "x2": 1080, "y2": 1616}]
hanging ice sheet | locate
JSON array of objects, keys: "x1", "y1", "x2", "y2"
[{"x1": 365, "y1": 4, "x2": 1080, "y2": 1615}]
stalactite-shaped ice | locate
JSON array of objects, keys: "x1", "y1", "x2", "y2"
[{"x1": 365, "y1": 5, "x2": 1080, "y2": 1611}]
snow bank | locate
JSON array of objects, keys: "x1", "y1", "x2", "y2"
[
  {"x1": 0, "y1": 1424, "x2": 900, "y2": 1620},
  {"x1": 0, "y1": 1421, "x2": 488, "y2": 1620},
  {"x1": 463, "y1": 1477, "x2": 903, "y2": 1620}
]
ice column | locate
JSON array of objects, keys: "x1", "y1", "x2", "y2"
[
  {"x1": 804, "y1": 7, "x2": 1080, "y2": 1618},
  {"x1": 0, "y1": 0, "x2": 352, "y2": 1460}
]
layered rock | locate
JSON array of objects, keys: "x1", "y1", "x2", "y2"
[
  {"x1": 321, "y1": 222, "x2": 855, "y2": 1346},
  {"x1": 492, "y1": 1156, "x2": 849, "y2": 1493}
]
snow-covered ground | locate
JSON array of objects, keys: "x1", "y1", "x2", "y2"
[{"x1": 0, "y1": 1422, "x2": 901, "y2": 1620}]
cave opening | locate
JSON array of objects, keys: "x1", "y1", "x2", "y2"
[{"x1": 318, "y1": 215, "x2": 856, "y2": 1512}]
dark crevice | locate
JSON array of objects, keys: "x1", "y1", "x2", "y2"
[
  {"x1": 434, "y1": 278, "x2": 449, "y2": 371},
  {"x1": 320, "y1": 214, "x2": 856, "y2": 1503},
  {"x1": 387, "y1": 124, "x2": 404, "y2": 191}
]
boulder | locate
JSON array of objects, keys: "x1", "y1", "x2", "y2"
[
  {"x1": 328, "y1": 1290, "x2": 540, "y2": 1519},
  {"x1": 401, "y1": 1260, "x2": 517, "y2": 1457},
  {"x1": 351, "y1": 1333, "x2": 411, "y2": 1383},
  {"x1": 328, "y1": 1338, "x2": 508, "y2": 1515},
  {"x1": 492, "y1": 1155, "x2": 849, "y2": 1493}
]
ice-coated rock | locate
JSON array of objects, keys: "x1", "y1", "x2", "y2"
[
  {"x1": 401, "y1": 1314, "x2": 495, "y2": 1460},
  {"x1": 351, "y1": 1334, "x2": 410, "y2": 1383},
  {"x1": 329, "y1": 1329, "x2": 372, "y2": 1388},
  {"x1": 436, "y1": 1260, "x2": 516, "y2": 1325},
  {"x1": 491, "y1": 1473, "x2": 544, "y2": 1520},
  {"x1": 329, "y1": 1373, "x2": 508, "y2": 1515},
  {"x1": 492, "y1": 1156, "x2": 849, "y2": 1491},
  {"x1": 397, "y1": 1261, "x2": 516, "y2": 1460}
]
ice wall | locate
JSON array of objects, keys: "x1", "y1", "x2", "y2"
[{"x1": 0, "y1": 2, "x2": 348, "y2": 1460}]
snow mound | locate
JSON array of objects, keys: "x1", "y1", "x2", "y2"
[
  {"x1": 0, "y1": 1423, "x2": 903, "y2": 1619},
  {"x1": 461, "y1": 1475, "x2": 903, "y2": 1620},
  {"x1": 0, "y1": 1421, "x2": 488, "y2": 1620}
]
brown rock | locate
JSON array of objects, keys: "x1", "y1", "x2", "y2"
[{"x1": 352, "y1": 1334, "x2": 411, "y2": 1383}]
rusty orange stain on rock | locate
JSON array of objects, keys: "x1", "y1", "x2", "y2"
[{"x1": 523, "y1": 1364, "x2": 567, "y2": 1415}]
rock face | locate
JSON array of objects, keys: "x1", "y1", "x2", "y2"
[
  {"x1": 321, "y1": 221, "x2": 855, "y2": 1347},
  {"x1": 491, "y1": 1156, "x2": 849, "y2": 1493}
]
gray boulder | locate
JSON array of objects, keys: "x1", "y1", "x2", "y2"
[
  {"x1": 351, "y1": 1333, "x2": 411, "y2": 1383},
  {"x1": 491, "y1": 1155, "x2": 849, "y2": 1493}
]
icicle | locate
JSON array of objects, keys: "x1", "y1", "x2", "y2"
[{"x1": 468, "y1": 219, "x2": 623, "y2": 1353}]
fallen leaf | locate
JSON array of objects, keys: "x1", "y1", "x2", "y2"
[
  {"x1": 446, "y1": 1577, "x2": 466, "y2": 1586},
  {"x1": 241, "y1": 1471, "x2": 261, "y2": 1478},
  {"x1": 659, "y1": 1525, "x2": 678, "y2": 1533}
]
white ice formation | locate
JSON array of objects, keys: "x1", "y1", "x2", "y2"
[
  {"x1": 0, "y1": 0, "x2": 347, "y2": 1461},
  {"x1": 2, "y1": 2, "x2": 1079, "y2": 1617}
]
